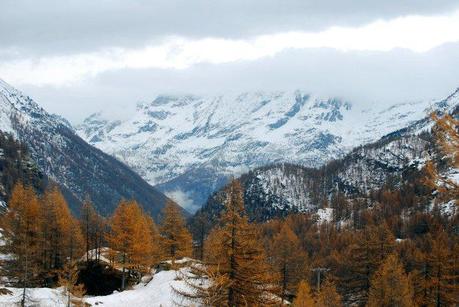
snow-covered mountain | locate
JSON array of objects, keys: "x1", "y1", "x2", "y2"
[
  {"x1": 0, "y1": 79, "x2": 175, "y2": 218},
  {"x1": 193, "y1": 91, "x2": 459, "y2": 223},
  {"x1": 77, "y1": 89, "x2": 459, "y2": 211}
]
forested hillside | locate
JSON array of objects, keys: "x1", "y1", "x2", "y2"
[
  {"x1": 186, "y1": 114, "x2": 458, "y2": 306},
  {"x1": 0, "y1": 131, "x2": 47, "y2": 206}
]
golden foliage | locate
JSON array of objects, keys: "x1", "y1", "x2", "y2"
[
  {"x1": 106, "y1": 200, "x2": 159, "y2": 289},
  {"x1": 58, "y1": 262, "x2": 86, "y2": 307},
  {"x1": 271, "y1": 223, "x2": 308, "y2": 303},
  {"x1": 292, "y1": 280, "x2": 315, "y2": 307},
  {"x1": 176, "y1": 180, "x2": 278, "y2": 306},
  {"x1": 0, "y1": 183, "x2": 42, "y2": 285},
  {"x1": 426, "y1": 113, "x2": 459, "y2": 205},
  {"x1": 159, "y1": 201, "x2": 192, "y2": 262},
  {"x1": 315, "y1": 279, "x2": 342, "y2": 307},
  {"x1": 41, "y1": 186, "x2": 84, "y2": 270},
  {"x1": 367, "y1": 254, "x2": 413, "y2": 307}
]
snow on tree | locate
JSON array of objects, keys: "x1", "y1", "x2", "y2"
[{"x1": 424, "y1": 113, "x2": 459, "y2": 205}]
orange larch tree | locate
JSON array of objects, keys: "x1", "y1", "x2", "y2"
[
  {"x1": 271, "y1": 223, "x2": 308, "y2": 304},
  {"x1": 0, "y1": 183, "x2": 43, "y2": 305},
  {"x1": 424, "y1": 113, "x2": 459, "y2": 205},
  {"x1": 367, "y1": 253, "x2": 414, "y2": 307},
  {"x1": 40, "y1": 186, "x2": 83, "y2": 272},
  {"x1": 315, "y1": 278, "x2": 342, "y2": 307},
  {"x1": 159, "y1": 201, "x2": 192, "y2": 263},
  {"x1": 292, "y1": 280, "x2": 315, "y2": 307},
  {"x1": 106, "y1": 200, "x2": 156, "y2": 290},
  {"x1": 175, "y1": 179, "x2": 278, "y2": 306}
]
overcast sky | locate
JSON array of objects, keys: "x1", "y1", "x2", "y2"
[{"x1": 1, "y1": 0, "x2": 459, "y2": 122}]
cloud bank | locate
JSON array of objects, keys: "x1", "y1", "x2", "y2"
[{"x1": 1, "y1": 1, "x2": 458, "y2": 122}]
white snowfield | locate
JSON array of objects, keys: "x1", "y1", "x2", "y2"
[
  {"x1": 76, "y1": 91, "x2": 441, "y2": 186},
  {"x1": 0, "y1": 287, "x2": 67, "y2": 306},
  {"x1": 85, "y1": 269, "x2": 193, "y2": 307},
  {"x1": 0, "y1": 245, "x2": 194, "y2": 307},
  {"x1": 0, "y1": 268, "x2": 194, "y2": 307},
  {"x1": 448, "y1": 168, "x2": 459, "y2": 186}
]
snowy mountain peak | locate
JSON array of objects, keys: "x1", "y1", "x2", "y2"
[
  {"x1": 0, "y1": 78, "x2": 15, "y2": 92},
  {"x1": 0, "y1": 79, "x2": 72, "y2": 136},
  {"x1": 76, "y1": 88, "x2": 459, "y2": 211}
]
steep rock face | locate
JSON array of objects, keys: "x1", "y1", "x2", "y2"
[
  {"x1": 77, "y1": 89, "x2": 458, "y2": 211},
  {"x1": 0, "y1": 79, "x2": 175, "y2": 218}
]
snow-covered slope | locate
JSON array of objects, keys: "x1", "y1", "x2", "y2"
[
  {"x1": 0, "y1": 79, "x2": 70, "y2": 136},
  {"x1": 85, "y1": 269, "x2": 191, "y2": 307},
  {"x1": 0, "y1": 268, "x2": 191, "y2": 307},
  {"x1": 0, "y1": 79, "x2": 175, "y2": 218},
  {"x1": 77, "y1": 89, "x2": 459, "y2": 210},
  {"x1": 194, "y1": 133, "x2": 433, "y2": 223}
]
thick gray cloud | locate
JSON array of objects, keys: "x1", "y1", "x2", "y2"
[
  {"x1": 23, "y1": 42, "x2": 459, "y2": 123},
  {"x1": 2, "y1": 0, "x2": 459, "y2": 57},
  {"x1": 2, "y1": 1, "x2": 459, "y2": 122}
]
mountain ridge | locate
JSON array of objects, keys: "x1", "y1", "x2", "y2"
[{"x1": 77, "y1": 88, "x2": 458, "y2": 211}]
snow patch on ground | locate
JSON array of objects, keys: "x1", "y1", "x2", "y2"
[
  {"x1": 86, "y1": 268, "x2": 194, "y2": 307},
  {"x1": 0, "y1": 287, "x2": 67, "y2": 306},
  {"x1": 0, "y1": 268, "x2": 194, "y2": 307},
  {"x1": 429, "y1": 199, "x2": 457, "y2": 217},
  {"x1": 79, "y1": 247, "x2": 112, "y2": 265},
  {"x1": 447, "y1": 168, "x2": 459, "y2": 185},
  {"x1": 316, "y1": 208, "x2": 333, "y2": 223}
]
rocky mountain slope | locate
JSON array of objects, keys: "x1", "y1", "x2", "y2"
[
  {"x1": 0, "y1": 79, "x2": 175, "y2": 218},
  {"x1": 77, "y1": 89, "x2": 459, "y2": 211},
  {"x1": 195, "y1": 133, "x2": 431, "y2": 222}
]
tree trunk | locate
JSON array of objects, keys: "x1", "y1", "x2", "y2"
[
  {"x1": 228, "y1": 211, "x2": 236, "y2": 306},
  {"x1": 22, "y1": 226, "x2": 29, "y2": 307},
  {"x1": 121, "y1": 253, "x2": 126, "y2": 291}
]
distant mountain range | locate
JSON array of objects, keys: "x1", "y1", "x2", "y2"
[
  {"x1": 77, "y1": 88, "x2": 459, "y2": 211},
  {"x1": 0, "y1": 79, "x2": 176, "y2": 219}
]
